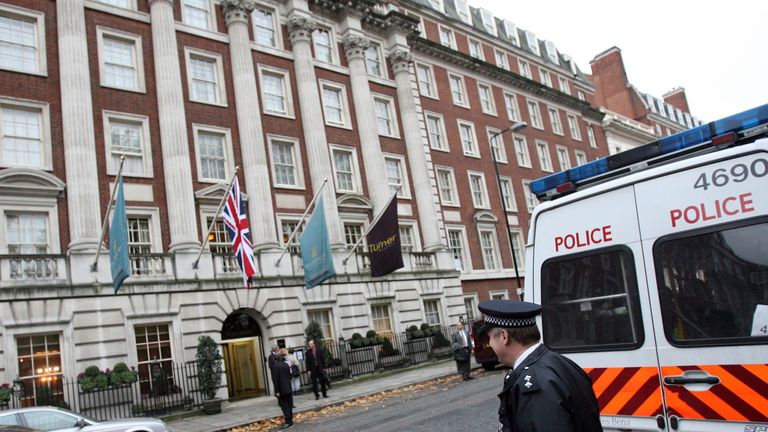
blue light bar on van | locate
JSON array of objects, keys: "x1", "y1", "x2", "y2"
[{"x1": 530, "y1": 103, "x2": 768, "y2": 198}]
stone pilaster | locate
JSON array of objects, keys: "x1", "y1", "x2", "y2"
[
  {"x1": 57, "y1": 0, "x2": 101, "y2": 253},
  {"x1": 341, "y1": 32, "x2": 390, "y2": 212},
  {"x1": 287, "y1": 15, "x2": 344, "y2": 249},
  {"x1": 149, "y1": 0, "x2": 200, "y2": 252},
  {"x1": 389, "y1": 50, "x2": 443, "y2": 252},
  {"x1": 221, "y1": 0, "x2": 279, "y2": 250}
]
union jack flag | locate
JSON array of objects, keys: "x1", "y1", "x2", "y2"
[{"x1": 221, "y1": 177, "x2": 256, "y2": 288}]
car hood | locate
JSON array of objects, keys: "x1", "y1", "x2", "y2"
[{"x1": 82, "y1": 418, "x2": 168, "y2": 432}]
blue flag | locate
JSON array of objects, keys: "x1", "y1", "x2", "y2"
[
  {"x1": 300, "y1": 197, "x2": 335, "y2": 289},
  {"x1": 109, "y1": 177, "x2": 131, "y2": 293}
]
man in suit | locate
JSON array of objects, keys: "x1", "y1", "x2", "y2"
[
  {"x1": 305, "y1": 339, "x2": 329, "y2": 400},
  {"x1": 271, "y1": 348, "x2": 294, "y2": 429},
  {"x1": 451, "y1": 321, "x2": 474, "y2": 381}
]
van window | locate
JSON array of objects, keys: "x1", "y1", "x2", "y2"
[
  {"x1": 655, "y1": 220, "x2": 768, "y2": 346},
  {"x1": 541, "y1": 247, "x2": 644, "y2": 352}
]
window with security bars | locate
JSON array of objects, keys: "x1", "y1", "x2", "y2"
[
  {"x1": 423, "y1": 299, "x2": 441, "y2": 325},
  {"x1": 16, "y1": 333, "x2": 63, "y2": 407},
  {"x1": 198, "y1": 131, "x2": 226, "y2": 181},
  {"x1": 261, "y1": 71, "x2": 287, "y2": 115},
  {"x1": 371, "y1": 304, "x2": 393, "y2": 338},
  {"x1": 312, "y1": 28, "x2": 333, "y2": 63},
  {"x1": 332, "y1": 148, "x2": 356, "y2": 192},
  {"x1": 189, "y1": 55, "x2": 218, "y2": 103},
  {"x1": 271, "y1": 140, "x2": 297, "y2": 187},
  {"x1": 1, "y1": 105, "x2": 43, "y2": 168},
  {"x1": 253, "y1": 7, "x2": 276, "y2": 47},
  {"x1": 447, "y1": 228, "x2": 466, "y2": 272},
  {"x1": 182, "y1": 0, "x2": 210, "y2": 30},
  {"x1": 109, "y1": 118, "x2": 144, "y2": 175},
  {"x1": 102, "y1": 35, "x2": 137, "y2": 90},
  {"x1": 0, "y1": 14, "x2": 38, "y2": 73},
  {"x1": 135, "y1": 324, "x2": 175, "y2": 397}
]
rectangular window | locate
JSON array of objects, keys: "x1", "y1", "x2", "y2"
[
  {"x1": 438, "y1": 26, "x2": 455, "y2": 49},
  {"x1": 373, "y1": 95, "x2": 397, "y2": 137},
  {"x1": 527, "y1": 100, "x2": 543, "y2": 129},
  {"x1": 502, "y1": 20, "x2": 518, "y2": 45},
  {"x1": 536, "y1": 140, "x2": 553, "y2": 172},
  {"x1": 371, "y1": 304, "x2": 393, "y2": 337},
  {"x1": 548, "y1": 107, "x2": 563, "y2": 135},
  {"x1": 186, "y1": 50, "x2": 225, "y2": 105},
  {"x1": 478, "y1": 8, "x2": 496, "y2": 35},
  {"x1": 320, "y1": 81, "x2": 349, "y2": 127},
  {"x1": 509, "y1": 229, "x2": 525, "y2": 270},
  {"x1": 195, "y1": 127, "x2": 232, "y2": 182},
  {"x1": 448, "y1": 73, "x2": 467, "y2": 107},
  {"x1": 539, "y1": 68, "x2": 552, "y2": 87},
  {"x1": 330, "y1": 146, "x2": 359, "y2": 193},
  {"x1": 479, "y1": 228, "x2": 499, "y2": 270},
  {"x1": 556, "y1": 146, "x2": 571, "y2": 171},
  {"x1": 16, "y1": 333, "x2": 62, "y2": 405},
  {"x1": 542, "y1": 248, "x2": 643, "y2": 351},
  {"x1": 494, "y1": 49, "x2": 509, "y2": 70},
  {"x1": 468, "y1": 39, "x2": 483, "y2": 60},
  {"x1": 558, "y1": 76, "x2": 570, "y2": 95},
  {"x1": 312, "y1": 28, "x2": 334, "y2": 63},
  {"x1": 127, "y1": 216, "x2": 153, "y2": 275},
  {"x1": 399, "y1": 224, "x2": 415, "y2": 251},
  {"x1": 468, "y1": 172, "x2": 488, "y2": 209},
  {"x1": 455, "y1": 0, "x2": 471, "y2": 23},
  {"x1": 587, "y1": 125, "x2": 597, "y2": 148},
  {"x1": 182, "y1": 0, "x2": 212, "y2": 30},
  {"x1": 344, "y1": 222, "x2": 363, "y2": 248},
  {"x1": 518, "y1": 59, "x2": 531, "y2": 79},
  {"x1": 522, "y1": 179, "x2": 539, "y2": 213},
  {"x1": 477, "y1": 83, "x2": 496, "y2": 115},
  {"x1": 252, "y1": 6, "x2": 278, "y2": 48},
  {"x1": 308, "y1": 309, "x2": 335, "y2": 343},
  {"x1": 513, "y1": 135, "x2": 531, "y2": 168},
  {"x1": 447, "y1": 227, "x2": 468, "y2": 272},
  {"x1": 415, "y1": 63, "x2": 436, "y2": 98},
  {"x1": 504, "y1": 92, "x2": 520, "y2": 122},
  {"x1": 567, "y1": 114, "x2": 582, "y2": 140},
  {"x1": 544, "y1": 40, "x2": 559, "y2": 64},
  {"x1": 464, "y1": 297, "x2": 477, "y2": 321},
  {"x1": 424, "y1": 299, "x2": 441, "y2": 325},
  {"x1": 1, "y1": 104, "x2": 44, "y2": 168},
  {"x1": 577, "y1": 90, "x2": 585, "y2": 101},
  {"x1": 98, "y1": 29, "x2": 144, "y2": 92},
  {"x1": 269, "y1": 136, "x2": 304, "y2": 189},
  {"x1": 458, "y1": 121, "x2": 477, "y2": 157},
  {"x1": 7, "y1": 213, "x2": 48, "y2": 254},
  {"x1": 574, "y1": 150, "x2": 587, "y2": 166},
  {"x1": 499, "y1": 177, "x2": 516, "y2": 211},
  {"x1": 105, "y1": 112, "x2": 152, "y2": 177},
  {"x1": 384, "y1": 155, "x2": 409, "y2": 198},
  {"x1": 206, "y1": 217, "x2": 230, "y2": 254},
  {"x1": 435, "y1": 166, "x2": 458, "y2": 206},
  {"x1": 525, "y1": 30, "x2": 540, "y2": 56},
  {"x1": 365, "y1": 43, "x2": 383, "y2": 77},
  {"x1": 488, "y1": 128, "x2": 506, "y2": 163},
  {"x1": 0, "y1": 6, "x2": 45, "y2": 75},
  {"x1": 259, "y1": 66, "x2": 293, "y2": 117},
  {"x1": 135, "y1": 324, "x2": 174, "y2": 397},
  {"x1": 425, "y1": 112, "x2": 447, "y2": 151},
  {"x1": 279, "y1": 218, "x2": 304, "y2": 248}
]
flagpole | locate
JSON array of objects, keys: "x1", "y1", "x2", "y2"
[
  {"x1": 275, "y1": 178, "x2": 328, "y2": 267},
  {"x1": 91, "y1": 156, "x2": 126, "y2": 272},
  {"x1": 192, "y1": 167, "x2": 240, "y2": 269},
  {"x1": 342, "y1": 188, "x2": 399, "y2": 265}
]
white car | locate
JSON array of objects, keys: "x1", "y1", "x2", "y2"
[{"x1": 0, "y1": 407, "x2": 171, "y2": 432}]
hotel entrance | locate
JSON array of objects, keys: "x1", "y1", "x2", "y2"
[{"x1": 221, "y1": 309, "x2": 267, "y2": 398}]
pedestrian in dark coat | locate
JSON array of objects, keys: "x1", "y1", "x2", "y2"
[
  {"x1": 477, "y1": 299, "x2": 603, "y2": 432},
  {"x1": 271, "y1": 348, "x2": 294, "y2": 429},
  {"x1": 305, "y1": 339, "x2": 328, "y2": 400},
  {"x1": 450, "y1": 321, "x2": 474, "y2": 380}
]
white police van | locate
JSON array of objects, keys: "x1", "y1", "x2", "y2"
[{"x1": 525, "y1": 104, "x2": 768, "y2": 432}]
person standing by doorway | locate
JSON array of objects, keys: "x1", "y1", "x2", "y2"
[
  {"x1": 286, "y1": 349, "x2": 301, "y2": 396},
  {"x1": 272, "y1": 348, "x2": 294, "y2": 429},
  {"x1": 306, "y1": 339, "x2": 328, "y2": 400},
  {"x1": 451, "y1": 321, "x2": 473, "y2": 381}
]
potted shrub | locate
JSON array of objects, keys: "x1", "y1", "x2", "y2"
[
  {"x1": 0, "y1": 383, "x2": 11, "y2": 407},
  {"x1": 196, "y1": 335, "x2": 223, "y2": 415}
]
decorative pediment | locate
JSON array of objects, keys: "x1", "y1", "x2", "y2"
[
  {"x1": 337, "y1": 193, "x2": 373, "y2": 211},
  {"x1": 473, "y1": 210, "x2": 498, "y2": 224},
  {"x1": 195, "y1": 183, "x2": 248, "y2": 205},
  {"x1": 0, "y1": 168, "x2": 65, "y2": 198}
]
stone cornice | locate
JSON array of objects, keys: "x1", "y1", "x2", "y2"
[
  {"x1": 363, "y1": 10, "x2": 420, "y2": 38},
  {"x1": 341, "y1": 33, "x2": 371, "y2": 60},
  {"x1": 147, "y1": 0, "x2": 173, "y2": 7},
  {"x1": 286, "y1": 15, "x2": 316, "y2": 44},
  {"x1": 220, "y1": 0, "x2": 255, "y2": 26},
  {"x1": 411, "y1": 37, "x2": 604, "y2": 122},
  {"x1": 310, "y1": 0, "x2": 378, "y2": 18}
]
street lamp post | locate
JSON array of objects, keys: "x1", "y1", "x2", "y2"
[{"x1": 489, "y1": 122, "x2": 527, "y2": 294}]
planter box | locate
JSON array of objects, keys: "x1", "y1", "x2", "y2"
[{"x1": 79, "y1": 385, "x2": 134, "y2": 410}]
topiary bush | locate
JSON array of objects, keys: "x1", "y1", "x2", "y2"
[{"x1": 196, "y1": 335, "x2": 223, "y2": 401}]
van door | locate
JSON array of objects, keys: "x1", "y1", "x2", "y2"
[
  {"x1": 533, "y1": 186, "x2": 666, "y2": 431},
  {"x1": 635, "y1": 149, "x2": 768, "y2": 431}
]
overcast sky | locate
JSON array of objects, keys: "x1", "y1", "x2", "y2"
[{"x1": 465, "y1": 0, "x2": 768, "y2": 122}]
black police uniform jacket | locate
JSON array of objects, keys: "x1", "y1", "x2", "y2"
[{"x1": 498, "y1": 344, "x2": 602, "y2": 432}]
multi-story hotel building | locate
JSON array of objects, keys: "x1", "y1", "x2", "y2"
[{"x1": 0, "y1": 0, "x2": 607, "y2": 399}]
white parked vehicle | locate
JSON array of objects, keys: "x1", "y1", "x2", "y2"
[
  {"x1": 0, "y1": 407, "x2": 170, "y2": 432},
  {"x1": 526, "y1": 104, "x2": 768, "y2": 431}
]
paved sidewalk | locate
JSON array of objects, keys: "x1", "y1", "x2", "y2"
[{"x1": 166, "y1": 358, "x2": 481, "y2": 432}]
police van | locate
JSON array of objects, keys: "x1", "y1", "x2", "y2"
[{"x1": 526, "y1": 104, "x2": 768, "y2": 432}]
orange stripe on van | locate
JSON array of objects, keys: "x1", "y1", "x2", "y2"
[
  {"x1": 602, "y1": 367, "x2": 658, "y2": 415},
  {"x1": 708, "y1": 365, "x2": 768, "y2": 416}
]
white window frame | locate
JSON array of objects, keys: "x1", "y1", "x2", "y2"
[
  {"x1": 0, "y1": 97, "x2": 52, "y2": 170},
  {"x1": 258, "y1": 65, "x2": 295, "y2": 118},
  {"x1": 424, "y1": 111, "x2": 449, "y2": 152},
  {"x1": 184, "y1": 48, "x2": 227, "y2": 106},
  {"x1": 445, "y1": 225, "x2": 471, "y2": 273},
  {"x1": 525, "y1": 30, "x2": 540, "y2": 56},
  {"x1": 181, "y1": 0, "x2": 215, "y2": 31},
  {"x1": 455, "y1": 0, "x2": 471, "y2": 24},
  {"x1": 494, "y1": 49, "x2": 509, "y2": 70},
  {"x1": 312, "y1": 26, "x2": 337, "y2": 64},
  {"x1": 372, "y1": 93, "x2": 400, "y2": 138},
  {"x1": 1, "y1": 207, "x2": 60, "y2": 255},
  {"x1": 0, "y1": 4, "x2": 47, "y2": 76},
  {"x1": 509, "y1": 228, "x2": 525, "y2": 273},
  {"x1": 535, "y1": 140, "x2": 553, "y2": 172},
  {"x1": 252, "y1": 4, "x2": 281, "y2": 49},
  {"x1": 477, "y1": 82, "x2": 497, "y2": 116},
  {"x1": 467, "y1": 171, "x2": 489, "y2": 209},
  {"x1": 276, "y1": 213, "x2": 305, "y2": 246},
  {"x1": 521, "y1": 179, "x2": 539, "y2": 213},
  {"x1": 499, "y1": 176, "x2": 517, "y2": 212},
  {"x1": 487, "y1": 127, "x2": 507, "y2": 163},
  {"x1": 384, "y1": 153, "x2": 411, "y2": 199},
  {"x1": 457, "y1": 119, "x2": 478, "y2": 157},
  {"x1": 399, "y1": 220, "x2": 421, "y2": 252},
  {"x1": 423, "y1": 298, "x2": 443, "y2": 325},
  {"x1": 490, "y1": 290, "x2": 509, "y2": 300},
  {"x1": 122, "y1": 206, "x2": 163, "y2": 254},
  {"x1": 96, "y1": 27, "x2": 146, "y2": 93},
  {"x1": 539, "y1": 68, "x2": 552, "y2": 87},
  {"x1": 434, "y1": 165, "x2": 459, "y2": 207},
  {"x1": 544, "y1": 40, "x2": 559, "y2": 64},
  {"x1": 477, "y1": 225, "x2": 501, "y2": 271},
  {"x1": 512, "y1": 134, "x2": 531, "y2": 168},
  {"x1": 478, "y1": 8, "x2": 497, "y2": 36},
  {"x1": 365, "y1": 42, "x2": 385, "y2": 78},
  {"x1": 548, "y1": 106, "x2": 563, "y2": 135},
  {"x1": 319, "y1": 80, "x2": 351, "y2": 129},
  {"x1": 102, "y1": 110, "x2": 153, "y2": 178},
  {"x1": 267, "y1": 134, "x2": 306, "y2": 190},
  {"x1": 527, "y1": 99, "x2": 543, "y2": 129},
  {"x1": 438, "y1": 25, "x2": 456, "y2": 49},
  {"x1": 558, "y1": 76, "x2": 570, "y2": 95},
  {"x1": 574, "y1": 150, "x2": 587, "y2": 166},
  {"x1": 192, "y1": 124, "x2": 235, "y2": 183},
  {"x1": 97, "y1": 0, "x2": 136, "y2": 9},
  {"x1": 502, "y1": 20, "x2": 519, "y2": 46},
  {"x1": 415, "y1": 63, "x2": 437, "y2": 99},
  {"x1": 577, "y1": 90, "x2": 585, "y2": 101},
  {"x1": 503, "y1": 91, "x2": 521, "y2": 122},
  {"x1": 518, "y1": 59, "x2": 531, "y2": 79},
  {"x1": 567, "y1": 113, "x2": 582, "y2": 140},
  {"x1": 587, "y1": 125, "x2": 597, "y2": 148},
  {"x1": 463, "y1": 294, "x2": 479, "y2": 321},
  {"x1": 448, "y1": 72, "x2": 468, "y2": 108},
  {"x1": 468, "y1": 38, "x2": 484, "y2": 60},
  {"x1": 556, "y1": 145, "x2": 571, "y2": 172},
  {"x1": 329, "y1": 144, "x2": 362, "y2": 194}
]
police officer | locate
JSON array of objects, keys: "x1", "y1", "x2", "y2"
[{"x1": 477, "y1": 299, "x2": 602, "y2": 432}]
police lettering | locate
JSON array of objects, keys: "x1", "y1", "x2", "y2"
[
  {"x1": 554, "y1": 226, "x2": 613, "y2": 252},
  {"x1": 669, "y1": 192, "x2": 755, "y2": 228}
]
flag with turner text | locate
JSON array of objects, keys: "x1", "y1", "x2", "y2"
[{"x1": 366, "y1": 195, "x2": 403, "y2": 277}]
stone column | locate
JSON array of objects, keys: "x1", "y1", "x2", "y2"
[
  {"x1": 287, "y1": 16, "x2": 344, "y2": 249},
  {"x1": 341, "y1": 33, "x2": 390, "y2": 212},
  {"x1": 148, "y1": 0, "x2": 200, "y2": 252},
  {"x1": 57, "y1": 0, "x2": 101, "y2": 253},
  {"x1": 221, "y1": 0, "x2": 279, "y2": 250},
  {"x1": 389, "y1": 51, "x2": 443, "y2": 252}
]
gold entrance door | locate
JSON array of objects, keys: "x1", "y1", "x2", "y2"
[{"x1": 224, "y1": 338, "x2": 265, "y2": 398}]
